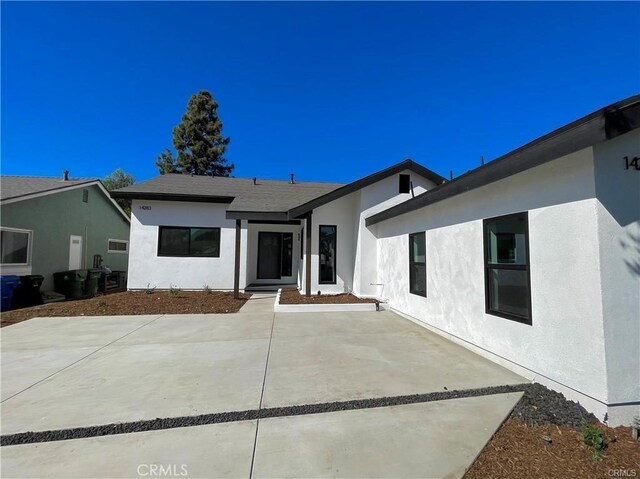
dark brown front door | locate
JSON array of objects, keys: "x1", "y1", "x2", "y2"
[{"x1": 257, "y1": 232, "x2": 282, "y2": 279}]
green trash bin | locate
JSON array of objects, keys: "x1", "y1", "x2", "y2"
[
  {"x1": 53, "y1": 270, "x2": 87, "y2": 300},
  {"x1": 84, "y1": 269, "x2": 101, "y2": 298}
]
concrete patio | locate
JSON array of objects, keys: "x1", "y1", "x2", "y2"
[{"x1": 1, "y1": 298, "x2": 526, "y2": 478}]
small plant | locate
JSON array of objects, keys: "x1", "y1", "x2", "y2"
[
  {"x1": 581, "y1": 419, "x2": 606, "y2": 460},
  {"x1": 168, "y1": 284, "x2": 181, "y2": 298},
  {"x1": 144, "y1": 283, "x2": 156, "y2": 295},
  {"x1": 96, "y1": 299, "x2": 107, "y2": 308},
  {"x1": 203, "y1": 284, "x2": 212, "y2": 294}
]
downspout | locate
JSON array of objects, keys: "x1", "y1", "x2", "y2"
[{"x1": 84, "y1": 226, "x2": 88, "y2": 270}]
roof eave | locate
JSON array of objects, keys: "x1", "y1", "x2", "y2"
[
  {"x1": 287, "y1": 159, "x2": 445, "y2": 219},
  {"x1": 110, "y1": 191, "x2": 234, "y2": 204},
  {"x1": 366, "y1": 94, "x2": 640, "y2": 227}
]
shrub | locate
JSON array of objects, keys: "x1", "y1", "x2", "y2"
[
  {"x1": 144, "y1": 283, "x2": 156, "y2": 295},
  {"x1": 168, "y1": 284, "x2": 181, "y2": 298},
  {"x1": 581, "y1": 419, "x2": 606, "y2": 460},
  {"x1": 203, "y1": 284, "x2": 212, "y2": 294},
  {"x1": 96, "y1": 299, "x2": 107, "y2": 308}
]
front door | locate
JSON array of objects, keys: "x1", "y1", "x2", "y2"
[
  {"x1": 69, "y1": 235, "x2": 83, "y2": 270},
  {"x1": 257, "y1": 232, "x2": 282, "y2": 279}
]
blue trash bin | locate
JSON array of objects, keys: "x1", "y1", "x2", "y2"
[{"x1": 1, "y1": 275, "x2": 20, "y2": 312}]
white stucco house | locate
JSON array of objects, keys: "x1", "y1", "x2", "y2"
[{"x1": 113, "y1": 94, "x2": 639, "y2": 426}]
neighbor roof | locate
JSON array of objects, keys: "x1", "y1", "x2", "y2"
[
  {"x1": 0, "y1": 176, "x2": 96, "y2": 202},
  {"x1": 1, "y1": 176, "x2": 131, "y2": 222},
  {"x1": 366, "y1": 93, "x2": 640, "y2": 226}
]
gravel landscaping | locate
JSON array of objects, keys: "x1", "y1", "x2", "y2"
[
  {"x1": 0, "y1": 291, "x2": 251, "y2": 328},
  {"x1": 279, "y1": 288, "x2": 376, "y2": 304},
  {"x1": 0, "y1": 384, "x2": 529, "y2": 446}
]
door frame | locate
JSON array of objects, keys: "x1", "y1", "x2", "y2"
[{"x1": 257, "y1": 231, "x2": 283, "y2": 280}]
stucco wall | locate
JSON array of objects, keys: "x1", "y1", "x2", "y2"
[
  {"x1": 299, "y1": 169, "x2": 438, "y2": 296},
  {"x1": 593, "y1": 129, "x2": 640, "y2": 425},
  {"x1": 374, "y1": 148, "x2": 615, "y2": 420},
  {"x1": 0, "y1": 184, "x2": 130, "y2": 290},
  {"x1": 128, "y1": 200, "x2": 246, "y2": 290},
  {"x1": 354, "y1": 169, "x2": 437, "y2": 297}
]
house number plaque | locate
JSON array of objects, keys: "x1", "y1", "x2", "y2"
[{"x1": 624, "y1": 156, "x2": 640, "y2": 170}]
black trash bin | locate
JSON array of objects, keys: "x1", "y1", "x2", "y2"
[{"x1": 19, "y1": 275, "x2": 45, "y2": 306}]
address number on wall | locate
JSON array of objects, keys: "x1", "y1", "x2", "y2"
[
  {"x1": 139, "y1": 205, "x2": 152, "y2": 210},
  {"x1": 624, "y1": 156, "x2": 640, "y2": 171}
]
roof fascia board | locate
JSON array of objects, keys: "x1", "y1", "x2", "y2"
[
  {"x1": 287, "y1": 160, "x2": 445, "y2": 219},
  {"x1": 225, "y1": 211, "x2": 290, "y2": 221},
  {"x1": 366, "y1": 114, "x2": 606, "y2": 227},
  {"x1": 366, "y1": 96, "x2": 640, "y2": 227},
  {"x1": 111, "y1": 192, "x2": 234, "y2": 204}
]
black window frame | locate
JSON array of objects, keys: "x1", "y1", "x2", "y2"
[
  {"x1": 399, "y1": 174, "x2": 411, "y2": 194},
  {"x1": 408, "y1": 232, "x2": 426, "y2": 297},
  {"x1": 483, "y1": 211, "x2": 532, "y2": 325},
  {"x1": 157, "y1": 226, "x2": 221, "y2": 258},
  {"x1": 281, "y1": 232, "x2": 293, "y2": 277},
  {"x1": 318, "y1": 224, "x2": 337, "y2": 285}
]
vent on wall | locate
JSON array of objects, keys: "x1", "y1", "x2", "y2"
[
  {"x1": 399, "y1": 174, "x2": 411, "y2": 194},
  {"x1": 82, "y1": 189, "x2": 89, "y2": 203}
]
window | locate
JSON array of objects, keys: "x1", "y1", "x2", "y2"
[
  {"x1": 319, "y1": 225, "x2": 337, "y2": 284},
  {"x1": 483, "y1": 212, "x2": 531, "y2": 324},
  {"x1": 399, "y1": 174, "x2": 411, "y2": 194},
  {"x1": 409, "y1": 232, "x2": 426, "y2": 296},
  {"x1": 108, "y1": 239, "x2": 129, "y2": 253},
  {"x1": 282, "y1": 233, "x2": 293, "y2": 277},
  {"x1": 1, "y1": 228, "x2": 32, "y2": 265},
  {"x1": 82, "y1": 189, "x2": 89, "y2": 203},
  {"x1": 158, "y1": 226, "x2": 220, "y2": 257}
]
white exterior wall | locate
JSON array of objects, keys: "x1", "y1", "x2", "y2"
[
  {"x1": 354, "y1": 169, "x2": 436, "y2": 297},
  {"x1": 300, "y1": 170, "x2": 438, "y2": 296},
  {"x1": 128, "y1": 200, "x2": 246, "y2": 290},
  {"x1": 374, "y1": 148, "x2": 617, "y2": 421},
  {"x1": 593, "y1": 130, "x2": 640, "y2": 426}
]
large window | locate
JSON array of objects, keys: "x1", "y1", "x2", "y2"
[
  {"x1": 1, "y1": 228, "x2": 32, "y2": 265},
  {"x1": 484, "y1": 212, "x2": 531, "y2": 324},
  {"x1": 409, "y1": 232, "x2": 426, "y2": 296},
  {"x1": 319, "y1": 225, "x2": 337, "y2": 284},
  {"x1": 158, "y1": 227, "x2": 220, "y2": 257}
]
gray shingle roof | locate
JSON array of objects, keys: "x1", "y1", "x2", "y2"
[
  {"x1": 1, "y1": 176, "x2": 98, "y2": 201},
  {"x1": 111, "y1": 174, "x2": 345, "y2": 213}
]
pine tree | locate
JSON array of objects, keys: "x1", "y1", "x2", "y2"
[{"x1": 155, "y1": 91, "x2": 233, "y2": 176}]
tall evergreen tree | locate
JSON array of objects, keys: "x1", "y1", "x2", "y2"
[{"x1": 155, "y1": 90, "x2": 233, "y2": 176}]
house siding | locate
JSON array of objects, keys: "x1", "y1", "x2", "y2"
[
  {"x1": 373, "y1": 147, "x2": 616, "y2": 420},
  {"x1": 0, "y1": 184, "x2": 130, "y2": 290}
]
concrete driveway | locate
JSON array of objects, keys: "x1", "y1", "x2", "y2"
[{"x1": 1, "y1": 295, "x2": 526, "y2": 478}]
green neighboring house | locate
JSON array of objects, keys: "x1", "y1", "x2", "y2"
[{"x1": 0, "y1": 174, "x2": 130, "y2": 291}]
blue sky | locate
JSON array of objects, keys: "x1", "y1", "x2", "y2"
[{"x1": 2, "y1": 2, "x2": 639, "y2": 184}]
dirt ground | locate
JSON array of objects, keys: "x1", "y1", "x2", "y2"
[
  {"x1": 279, "y1": 288, "x2": 376, "y2": 304},
  {"x1": 465, "y1": 418, "x2": 640, "y2": 478},
  {"x1": 0, "y1": 291, "x2": 251, "y2": 327}
]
